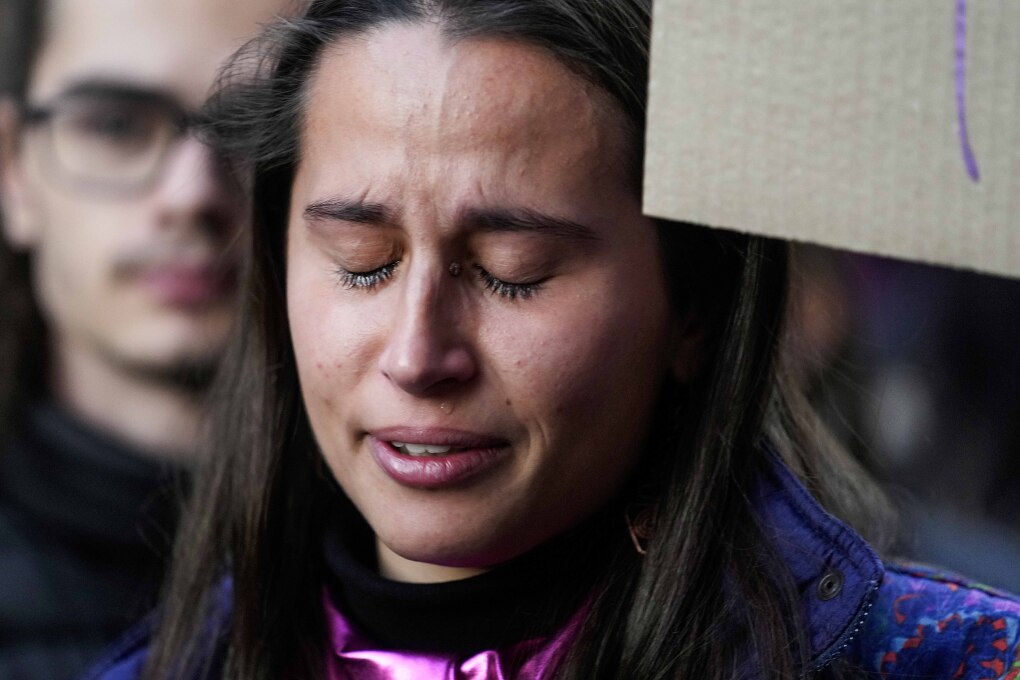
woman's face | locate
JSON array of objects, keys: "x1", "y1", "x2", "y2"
[{"x1": 287, "y1": 24, "x2": 690, "y2": 582}]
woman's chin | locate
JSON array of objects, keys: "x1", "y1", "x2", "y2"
[
  {"x1": 375, "y1": 544, "x2": 491, "y2": 583},
  {"x1": 372, "y1": 525, "x2": 533, "y2": 582}
]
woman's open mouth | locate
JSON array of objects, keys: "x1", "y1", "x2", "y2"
[
  {"x1": 389, "y1": 442, "x2": 471, "y2": 456},
  {"x1": 368, "y1": 428, "x2": 511, "y2": 489}
]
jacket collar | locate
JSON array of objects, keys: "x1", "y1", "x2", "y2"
[{"x1": 754, "y1": 452, "x2": 884, "y2": 669}]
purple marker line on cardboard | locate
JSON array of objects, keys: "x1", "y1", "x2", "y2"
[{"x1": 955, "y1": 0, "x2": 981, "y2": 182}]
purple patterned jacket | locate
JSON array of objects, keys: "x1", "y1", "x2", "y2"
[{"x1": 82, "y1": 456, "x2": 1020, "y2": 679}]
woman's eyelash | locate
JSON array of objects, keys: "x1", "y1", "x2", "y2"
[
  {"x1": 336, "y1": 261, "x2": 399, "y2": 290},
  {"x1": 474, "y1": 265, "x2": 542, "y2": 301},
  {"x1": 335, "y1": 261, "x2": 543, "y2": 301}
]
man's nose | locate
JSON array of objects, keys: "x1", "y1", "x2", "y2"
[
  {"x1": 151, "y1": 136, "x2": 238, "y2": 234},
  {"x1": 377, "y1": 270, "x2": 478, "y2": 397}
]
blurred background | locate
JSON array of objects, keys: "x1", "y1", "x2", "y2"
[{"x1": 788, "y1": 244, "x2": 1020, "y2": 592}]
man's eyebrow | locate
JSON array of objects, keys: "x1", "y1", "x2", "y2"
[
  {"x1": 47, "y1": 79, "x2": 179, "y2": 108},
  {"x1": 463, "y1": 207, "x2": 602, "y2": 244},
  {"x1": 303, "y1": 198, "x2": 392, "y2": 225}
]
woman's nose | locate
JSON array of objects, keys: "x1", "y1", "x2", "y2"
[{"x1": 377, "y1": 272, "x2": 478, "y2": 396}]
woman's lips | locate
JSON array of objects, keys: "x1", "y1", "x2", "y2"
[{"x1": 368, "y1": 428, "x2": 511, "y2": 489}]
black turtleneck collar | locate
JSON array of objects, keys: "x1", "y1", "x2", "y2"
[
  {"x1": 322, "y1": 499, "x2": 619, "y2": 655},
  {"x1": 0, "y1": 400, "x2": 184, "y2": 553},
  {"x1": 0, "y1": 401, "x2": 187, "y2": 679}
]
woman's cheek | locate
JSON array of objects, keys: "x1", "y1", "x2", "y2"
[
  {"x1": 518, "y1": 281, "x2": 668, "y2": 426},
  {"x1": 288, "y1": 270, "x2": 354, "y2": 427},
  {"x1": 489, "y1": 301, "x2": 622, "y2": 412}
]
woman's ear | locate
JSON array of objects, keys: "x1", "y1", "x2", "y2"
[
  {"x1": 0, "y1": 98, "x2": 40, "y2": 251},
  {"x1": 669, "y1": 311, "x2": 705, "y2": 384}
]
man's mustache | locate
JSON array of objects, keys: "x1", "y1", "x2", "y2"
[{"x1": 111, "y1": 241, "x2": 241, "y2": 280}]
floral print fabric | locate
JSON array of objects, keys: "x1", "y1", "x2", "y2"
[{"x1": 847, "y1": 564, "x2": 1020, "y2": 679}]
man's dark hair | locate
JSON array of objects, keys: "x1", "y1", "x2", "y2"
[
  {"x1": 0, "y1": 0, "x2": 43, "y2": 97},
  {"x1": 0, "y1": 0, "x2": 46, "y2": 439}
]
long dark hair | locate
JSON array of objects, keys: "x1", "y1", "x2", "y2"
[
  {"x1": 0, "y1": 0, "x2": 46, "y2": 440},
  {"x1": 145, "y1": 1, "x2": 890, "y2": 678}
]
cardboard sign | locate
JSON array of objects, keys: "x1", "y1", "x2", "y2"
[{"x1": 644, "y1": 0, "x2": 1020, "y2": 279}]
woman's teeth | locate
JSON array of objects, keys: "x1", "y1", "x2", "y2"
[{"x1": 391, "y1": 442, "x2": 459, "y2": 456}]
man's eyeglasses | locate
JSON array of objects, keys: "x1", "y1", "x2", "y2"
[{"x1": 21, "y1": 87, "x2": 209, "y2": 196}]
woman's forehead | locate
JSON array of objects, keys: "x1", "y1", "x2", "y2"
[
  {"x1": 295, "y1": 23, "x2": 632, "y2": 219},
  {"x1": 307, "y1": 24, "x2": 623, "y2": 158}
]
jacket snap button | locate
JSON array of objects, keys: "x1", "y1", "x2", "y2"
[{"x1": 816, "y1": 570, "x2": 844, "y2": 601}]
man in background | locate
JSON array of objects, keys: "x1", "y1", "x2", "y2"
[{"x1": 0, "y1": 0, "x2": 292, "y2": 676}]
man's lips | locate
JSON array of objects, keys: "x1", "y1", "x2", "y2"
[
  {"x1": 134, "y1": 262, "x2": 236, "y2": 307},
  {"x1": 367, "y1": 427, "x2": 511, "y2": 489}
]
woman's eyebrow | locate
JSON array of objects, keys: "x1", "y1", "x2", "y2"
[
  {"x1": 303, "y1": 199, "x2": 602, "y2": 244},
  {"x1": 462, "y1": 207, "x2": 603, "y2": 244},
  {"x1": 304, "y1": 198, "x2": 392, "y2": 225}
]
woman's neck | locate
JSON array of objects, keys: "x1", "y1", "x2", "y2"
[{"x1": 323, "y1": 500, "x2": 622, "y2": 654}]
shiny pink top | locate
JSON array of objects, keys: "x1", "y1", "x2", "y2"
[{"x1": 323, "y1": 589, "x2": 583, "y2": 679}]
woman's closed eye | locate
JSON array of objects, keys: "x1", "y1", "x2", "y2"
[
  {"x1": 335, "y1": 261, "x2": 400, "y2": 290},
  {"x1": 334, "y1": 259, "x2": 547, "y2": 301},
  {"x1": 474, "y1": 265, "x2": 545, "y2": 301}
]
